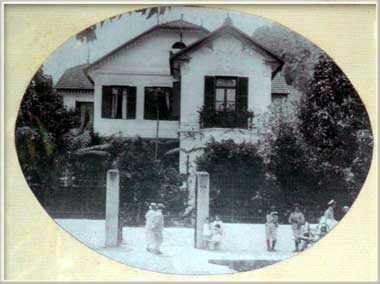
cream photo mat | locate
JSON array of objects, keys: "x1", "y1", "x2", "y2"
[{"x1": 2, "y1": 2, "x2": 378, "y2": 281}]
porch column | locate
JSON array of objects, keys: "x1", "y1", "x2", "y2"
[
  {"x1": 105, "y1": 169, "x2": 120, "y2": 247},
  {"x1": 136, "y1": 84, "x2": 145, "y2": 120},
  {"x1": 195, "y1": 171, "x2": 210, "y2": 249}
]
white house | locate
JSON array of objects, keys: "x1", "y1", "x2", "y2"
[
  {"x1": 55, "y1": 64, "x2": 94, "y2": 129},
  {"x1": 56, "y1": 17, "x2": 290, "y2": 174}
]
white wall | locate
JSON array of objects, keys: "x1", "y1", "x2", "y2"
[
  {"x1": 88, "y1": 30, "x2": 203, "y2": 138},
  {"x1": 179, "y1": 33, "x2": 273, "y2": 129},
  {"x1": 177, "y1": 34, "x2": 272, "y2": 174},
  {"x1": 90, "y1": 31, "x2": 202, "y2": 76},
  {"x1": 92, "y1": 73, "x2": 180, "y2": 138},
  {"x1": 60, "y1": 91, "x2": 94, "y2": 109}
]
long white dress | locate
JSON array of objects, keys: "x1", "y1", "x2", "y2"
[
  {"x1": 322, "y1": 206, "x2": 338, "y2": 231},
  {"x1": 151, "y1": 210, "x2": 164, "y2": 250},
  {"x1": 145, "y1": 209, "x2": 155, "y2": 249}
]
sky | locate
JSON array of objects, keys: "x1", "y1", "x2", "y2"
[{"x1": 43, "y1": 7, "x2": 273, "y2": 84}]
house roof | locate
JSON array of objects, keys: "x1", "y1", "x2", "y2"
[
  {"x1": 158, "y1": 19, "x2": 209, "y2": 32},
  {"x1": 272, "y1": 71, "x2": 289, "y2": 94},
  {"x1": 85, "y1": 19, "x2": 209, "y2": 73},
  {"x1": 170, "y1": 19, "x2": 284, "y2": 75},
  {"x1": 55, "y1": 64, "x2": 94, "y2": 90}
]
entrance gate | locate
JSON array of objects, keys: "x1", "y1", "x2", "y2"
[
  {"x1": 209, "y1": 173, "x2": 262, "y2": 223},
  {"x1": 195, "y1": 171, "x2": 263, "y2": 248}
]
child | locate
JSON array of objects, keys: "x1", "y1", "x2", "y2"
[
  {"x1": 265, "y1": 207, "x2": 279, "y2": 252},
  {"x1": 210, "y1": 224, "x2": 223, "y2": 250},
  {"x1": 202, "y1": 217, "x2": 212, "y2": 249},
  {"x1": 212, "y1": 215, "x2": 223, "y2": 228}
]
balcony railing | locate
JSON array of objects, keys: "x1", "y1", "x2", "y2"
[{"x1": 198, "y1": 107, "x2": 254, "y2": 129}]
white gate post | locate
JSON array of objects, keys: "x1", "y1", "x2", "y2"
[
  {"x1": 195, "y1": 171, "x2": 210, "y2": 249},
  {"x1": 105, "y1": 169, "x2": 120, "y2": 247}
]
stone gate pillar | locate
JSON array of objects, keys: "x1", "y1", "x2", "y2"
[
  {"x1": 195, "y1": 171, "x2": 210, "y2": 249},
  {"x1": 105, "y1": 169, "x2": 120, "y2": 247}
]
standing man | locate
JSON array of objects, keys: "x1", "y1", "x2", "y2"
[
  {"x1": 145, "y1": 203, "x2": 157, "y2": 253},
  {"x1": 288, "y1": 204, "x2": 305, "y2": 252},
  {"x1": 151, "y1": 203, "x2": 165, "y2": 255},
  {"x1": 265, "y1": 206, "x2": 279, "y2": 252}
]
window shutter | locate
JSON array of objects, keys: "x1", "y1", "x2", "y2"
[
  {"x1": 102, "y1": 86, "x2": 112, "y2": 118},
  {"x1": 172, "y1": 81, "x2": 181, "y2": 120},
  {"x1": 127, "y1": 87, "x2": 136, "y2": 119},
  {"x1": 204, "y1": 76, "x2": 215, "y2": 110},
  {"x1": 116, "y1": 88, "x2": 123, "y2": 118},
  {"x1": 237, "y1": 77, "x2": 248, "y2": 111},
  {"x1": 144, "y1": 87, "x2": 154, "y2": 120}
]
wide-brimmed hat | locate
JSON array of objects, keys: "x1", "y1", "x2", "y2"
[
  {"x1": 272, "y1": 211, "x2": 278, "y2": 215},
  {"x1": 149, "y1": 202, "x2": 157, "y2": 209},
  {"x1": 157, "y1": 203, "x2": 165, "y2": 209},
  {"x1": 328, "y1": 199, "x2": 336, "y2": 206}
]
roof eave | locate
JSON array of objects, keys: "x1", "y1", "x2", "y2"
[
  {"x1": 171, "y1": 25, "x2": 284, "y2": 67},
  {"x1": 86, "y1": 21, "x2": 210, "y2": 75}
]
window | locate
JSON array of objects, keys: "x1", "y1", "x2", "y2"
[
  {"x1": 102, "y1": 86, "x2": 136, "y2": 119},
  {"x1": 204, "y1": 76, "x2": 248, "y2": 112},
  {"x1": 271, "y1": 94, "x2": 288, "y2": 105},
  {"x1": 215, "y1": 77, "x2": 237, "y2": 111},
  {"x1": 202, "y1": 76, "x2": 250, "y2": 128},
  {"x1": 75, "y1": 102, "x2": 94, "y2": 129},
  {"x1": 144, "y1": 86, "x2": 179, "y2": 120}
]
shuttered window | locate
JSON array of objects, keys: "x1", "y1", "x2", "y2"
[
  {"x1": 204, "y1": 76, "x2": 216, "y2": 110},
  {"x1": 204, "y1": 76, "x2": 248, "y2": 111},
  {"x1": 237, "y1": 77, "x2": 248, "y2": 111},
  {"x1": 172, "y1": 81, "x2": 181, "y2": 120},
  {"x1": 102, "y1": 86, "x2": 136, "y2": 119}
]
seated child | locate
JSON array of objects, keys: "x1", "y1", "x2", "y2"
[{"x1": 210, "y1": 224, "x2": 223, "y2": 250}]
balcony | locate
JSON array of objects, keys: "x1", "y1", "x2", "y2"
[{"x1": 198, "y1": 107, "x2": 254, "y2": 129}]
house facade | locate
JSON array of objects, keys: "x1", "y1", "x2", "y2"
[
  {"x1": 56, "y1": 18, "x2": 290, "y2": 175},
  {"x1": 55, "y1": 64, "x2": 95, "y2": 129}
]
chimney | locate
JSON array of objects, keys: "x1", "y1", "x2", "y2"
[{"x1": 223, "y1": 13, "x2": 233, "y2": 26}]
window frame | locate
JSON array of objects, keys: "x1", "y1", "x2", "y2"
[
  {"x1": 214, "y1": 76, "x2": 238, "y2": 112},
  {"x1": 144, "y1": 86, "x2": 177, "y2": 121},
  {"x1": 101, "y1": 85, "x2": 136, "y2": 120}
]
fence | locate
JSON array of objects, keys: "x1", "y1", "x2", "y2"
[
  {"x1": 209, "y1": 174, "x2": 265, "y2": 223},
  {"x1": 209, "y1": 173, "x2": 357, "y2": 224},
  {"x1": 43, "y1": 175, "x2": 106, "y2": 219}
]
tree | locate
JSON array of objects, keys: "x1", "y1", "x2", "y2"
[
  {"x1": 15, "y1": 67, "x2": 80, "y2": 202},
  {"x1": 72, "y1": 136, "x2": 185, "y2": 224},
  {"x1": 76, "y1": 7, "x2": 171, "y2": 43},
  {"x1": 16, "y1": 67, "x2": 80, "y2": 149},
  {"x1": 298, "y1": 54, "x2": 373, "y2": 202},
  {"x1": 196, "y1": 139, "x2": 270, "y2": 222},
  {"x1": 252, "y1": 24, "x2": 321, "y2": 92}
]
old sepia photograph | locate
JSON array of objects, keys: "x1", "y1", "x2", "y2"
[{"x1": 14, "y1": 6, "x2": 373, "y2": 275}]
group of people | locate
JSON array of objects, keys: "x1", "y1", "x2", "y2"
[
  {"x1": 144, "y1": 199, "x2": 348, "y2": 255},
  {"x1": 145, "y1": 202, "x2": 165, "y2": 255},
  {"x1": 266, "y1": 199, "x2": 347, "y2": 252}
]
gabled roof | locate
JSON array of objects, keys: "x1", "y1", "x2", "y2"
[
  {"x1": 86, "y1": 19, "x2": 209, "y2": 73},
  {"x1": 170, "y1": 21, "x2": 284, "y2": 75},
  {"x1": 272, "y1": 71, "x2": 289, "y2": 94},
  {"x1": 158, "y1": 19, "x2": 209, "y2": 32},
  {"x1": 55, "y1": 64, "x2": 94, "y2": 90}
]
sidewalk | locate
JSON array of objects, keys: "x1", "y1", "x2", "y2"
[{"x1": 56, "y1": 219, "x2": 297, "y2": 275}]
